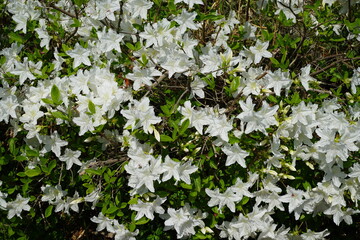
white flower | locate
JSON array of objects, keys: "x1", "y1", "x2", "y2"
[
  {"x1": 0, "y1": 95, "x2": 19, "y2": 123},
  {"x1": 126, "y1": 66, "x2": 161, "y2": 91},
  {"x1": 73, "y1": 113, "x2": 96, "y2": 136},
  {"x1": 0, "y1": 181, "x2": 7, "y2": 210},
  {"x1": 324, "y1": 204, "x2": 360, "y2": 225},
  {"x1": 97, "y1": 28, "x2": 124, "y2": 53},
  {"x1": 59, "y1": 148, "x2": 82, "y2": 170},
  {"x1": 10, "y1": 57, "x2": 41, "y2": 85},
  {"x1": 126, "y1": 156, "x2": 164, "y2": 193},
  {"x1": 113, "y1": 220, "x2": 139, "y2": 240},
  {"x1": 140, "y1": 19, "x2": 172, "y2": 48},
  {"x1": 190, "y1": 76, "x2": 207, "y2": 98},
  {"x1": 161, "y1": 155, "x2": 181, "y2": 182},
  {"x1": 174, "y1": 9, "x2": 199, "y2": 33},
  {"x1": 84, "y1": 188, "x2": 102, "y2": 210},
  {"x1": 121, "y1": 97, "x2": 162, "y2": 134},
  {"x1": 19, "y1": 102, "x2": 44, "y2": 124},
  {"x1": 6, "y1": 194, "x2": 30, "y2": 219},
  {"x1": 243, "y1": 40, "x2": 272, "y2": 64},
  {"x1": 41, "y1": 184, "x2": 67, "y2": 203},
  {"x1": 177, "y1": 161, "x2": 198, "y2": 185},
  {"x1": 125, "y1": 0, "x2": 153, "y2": 19},
  {"x1": 266, "y1": 69, "x2": 292, "y2": 96},
  {"x1": 237, "y1": 98, "x2": 278, "y2": 134},
  {"x1": 299, "y1": 64, "x2": 316, "y2": 91},
  {"x1": 41, "y1": 131, "x2": 68, "y2": 157},
  {"x1": 351, "y1": 67, "x2": 360, "y2": 94},
  {"x1": 205, "y1": 114, "x2": 233, "y2": 142},
  {"x1": 280, "y1": 186, "x2": 305, "y2": 215},
  {"x1": 178, "y1": 101, "x2": 209, "y2": 134},
  {"x1": 205, "y1": 188, "x2": 241, "y2": 213},
  {"x1": 66, "y1": 43, "x2": 91, "y2": 68},
  {"x1": 222, "y1": 144, "x2": 249, "y2": 167},
  {"x1": 91, "y1": 212, "x2": 115, "y2": 233},
  {"x1": 300, "y1": 229, "x2": 330, "y2": 240},
  {"x1": 163, "y1": 204, "x2": 207, "y2": 239},
  {"x1": 130, "y1": 196, "x2": 166, "y2": 220}
]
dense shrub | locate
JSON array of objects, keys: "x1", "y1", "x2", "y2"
[{"x1": 0, "y1": 0, "x2": 360, "y2": 239}]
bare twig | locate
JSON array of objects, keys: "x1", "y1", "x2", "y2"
[
  {"x1": 87, "y1": 157, "x2": 129, "y2": 169},
  {"x1": 245, "y1": 0, "x2": 251, "y2": 22},
  {"x1": 310, "y1": 57, "x2": 360, "y2": 76},
  {"x1": 171, "y1": 89, "x2": 189, "y2": 114},
  {"x1": 144, "y1": 71, "x2": 169, "y2": 97},
  {"x1": 49, "y1": 3, "x2": 76, "y2": 18}
]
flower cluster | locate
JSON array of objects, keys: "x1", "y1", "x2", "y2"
[{"x1": 0, "y1": 0, "x2": 359, "y2": 239}]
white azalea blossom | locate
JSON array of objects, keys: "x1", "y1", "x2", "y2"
[
  {"x1": 130, "y1": 196, "x2": 166, "y2": 220},
  {"x1": 59, "y1": 148, "x2": 82, "y2": 170},
  {"x1": 6, "y1": 194, "x2": 31, "y2": 219}
]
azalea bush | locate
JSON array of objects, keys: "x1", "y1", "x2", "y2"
[{"x1": 1, "y1": 0, "x2": 360, "y2": 239}]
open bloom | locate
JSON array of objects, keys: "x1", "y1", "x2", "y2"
[{"x1": 6, "y1": 194, "x2": 30, "y2": 219}]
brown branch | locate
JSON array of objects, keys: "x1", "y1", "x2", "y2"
[
  {"x1": 310, "y1": 57, "x2": 360, "y2": 76},
  {"x1": 87, "y1": 157, "x2": 129, "y2": 168},
  {"x1": 49, "y1": 3, "x2": 76, "y2": 18},
  {"x1": 144, "y1": 71, "x2": 169, "y2": 97}
]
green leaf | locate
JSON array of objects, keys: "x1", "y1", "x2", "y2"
[
  {"x1": 51, "y1": 84, "x2": 62, "y2": 105},
  {"x1": 120, "y1": 202, "x2": 127, "y2": 209},
  {"x1": 330, "y1": 37, "x2": 346, "y2": 42},
  {"x1": 0, "y1": 56, "x2": 6, "y2": 65},
  {"x1": 126, "y1": 42, "x2": 136, "y2": 50},
  {"x1": 70, "y1": 18, "x2": 82, "y2": 28},
  {"x1": 194, "y1": 176, "x2": 202, "y2": 192},
  {"x1": 189, "y1": 191, "x2": 197, "y2": 197},
  {"x1": 42, "y1": 98, "x2": 54, "y2": 105},
  {"x1": 267, "y1": 95, "x2": 278, "y2": 103},
  {"x1": 17, "y1": 172, "x2": 26, "y2": 177},
  {"x1": 51, "y1": 111, "x2": 69, "y2": 120},
  {"x1": 160, "y1": 105, "x2": 171, "y2": 117},
  {"x1": 128, "y1": 222, "x2": 136, "y2": 232},
  {"x1": 45, "y1": 205, "x2": 53, "y2": 217},
  {"x1": 180, "y1": 182, "x2": 192, "y2": 189},
  {"x1": 26, "y1": 148, "x2": 39, "y2": 157},
  {"x1": 8, "y1": 138, "x2": 16, "y2": 155},
  {"x1": 209, "y1": 159, "x2": 218, "y2": 169},
  {"x1": 160, "y1": 135, "x2": 173, "y2": 142},
  {"x1": 9, "y1": 32, "x2": 24, "y2": 43},
  {"x1": 88, "y1": 100, "x2": 96, "y2": 114},
  {"x1": 135, "y1": 218, "x2": 150, "y2": 225},
  {"x1": 85, "y1": 168, "x2": 102, "y2": 175},
  {"x1": 179, "y1": 119, "x2": 190, "y2": 135},
  {"x1": 172, "y1": 127, "x2": 178, "y2": 140},
  {"x1": 202, "y1": 74, "x2": 215, "y2": 89},
  {"x1": 240, "y1": 196, "x2": 250, "y2": 205},
  {"x1": 25, "y1": 167, "x2": 42, "y2": 177},
  {"x1": 8, "y1": 226, "x2": 15, "y2": 237},
  {"x1": 128, "y1": 198, "x2": 138, "y2": 205},
  {"x1": 230, "y1": 76, "x2": 241, "y2": 93},
  {"x1": 47, "y1": 160, "x2": 57, "y2": 174},
  {"x1": 270, "y1": 57, "x2": 280, "y2": 65},
  {"x1": 288, "y1": 92, "x2": 301, "y2": 104},
  {"x1": 61, "y1": 43, "x2": 70, "y2": 52},
  {"x1": 199, "y1": 13, "x2": 225, "y2": 21},
  {"x1": 15, "y1": 156, "x2": 27, "y2": 161},
  {"x1": 302, "y1": 181, "x2": 312, "y2": 191},
  {"x1": 73, "y1": 0, "x2": 85, "y2": 7},
  {"x1": 196, "y1": 233, "x2": 209, "y2": 239},
  {"x1": 106, "y1": 206, "x2": 118, "y2": 214}
]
